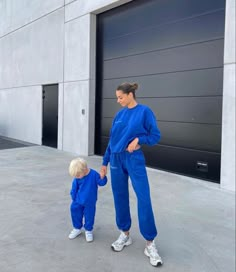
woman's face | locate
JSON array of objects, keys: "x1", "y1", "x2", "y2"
[{"x1": 116, "y1": 90, "x2": 134, "y2": 107}]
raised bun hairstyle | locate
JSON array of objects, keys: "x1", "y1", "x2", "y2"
[{"x1": 116, "y1": 82, "x2": 138, "y2": 98}]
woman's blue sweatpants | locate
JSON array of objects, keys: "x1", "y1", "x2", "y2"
[{"x1": 110, "y1": 149, "x2": 157, "y2": 241}]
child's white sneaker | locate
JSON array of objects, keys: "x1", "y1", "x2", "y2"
[
  {"x1": 68, "y1": 228, "x2": 82, "y2": 239},
  {"x1": 111, "y1": 231, "x2": 132, "y2": 251},
  {"x1": 85, "y1": 231, "x2": 93, "y2": 242},
  {"x1": 144, "y1": 241, "x2": 163, "y2": 266}
]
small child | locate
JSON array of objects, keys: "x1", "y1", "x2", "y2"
[{"x1": 68, "y1": 157, "x2": 107, "y2": 242}]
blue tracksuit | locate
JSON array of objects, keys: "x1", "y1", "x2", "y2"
[
  {"x1": 70, "y1": 169, "x2": 107, "y2": 231},
  {"x1": 103, "y1": 104, "x2": 161, "y2": 241}
]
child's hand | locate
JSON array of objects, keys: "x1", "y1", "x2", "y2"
[{"x1": 100, "y1": 166, "x2": 107, "y2": 178}]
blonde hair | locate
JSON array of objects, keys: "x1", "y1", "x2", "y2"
[{"x1": 69, "y1": 158, "x2": 87, "y2": 177}]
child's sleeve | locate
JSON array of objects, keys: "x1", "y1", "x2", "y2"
[
  {"x1": 70, "y1": 178, "x2": 78, "y2": 201},
  {"x1": 96, "y1": 173, "x2": 107, "y2": 186}
]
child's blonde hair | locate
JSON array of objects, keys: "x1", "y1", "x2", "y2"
[{"x1": 69, "y1": 158, "x2": 87, "y2": 177}]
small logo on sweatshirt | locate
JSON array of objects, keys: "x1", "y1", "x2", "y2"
[{"x1": 115, "y1": 120, "x2": 122, "y2": 124}]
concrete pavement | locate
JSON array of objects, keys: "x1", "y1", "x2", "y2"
[{"x1": 0, "y1": 145, "x2": 235, "y2": 272}]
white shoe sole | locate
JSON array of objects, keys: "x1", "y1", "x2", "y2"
[
  {"x1": 144, "y1": 248, "x2": 163, "y2": 266},
  {"x1": 111, "y1": 238, "x2": 132, "y2": 252},
  {"x1": 85, "y1": 236, "x2": 94, "y2": 242},
  {"x1": 68, "y1": 231, "x2": 82, "y2": 239},
  {"x1": 85, "y1": 231, "x2": 93, "y2": 242}
]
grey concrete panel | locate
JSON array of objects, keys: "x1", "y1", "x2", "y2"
[
  {"x1": 65, "y1": 0, "x2": 132, "y2": 22},
  {"x1": 88, "y1": 14, "x2": 96, "y2": 155},
  {"x1": 0, "y1": 8, "x2": 64, "y2": 89},
  {"x1": 65, "y1": 0, "x2": 75, "y2": 4},
  {"x1": 0, "y1": 0, "x2": 64, "y2": 37},
  {"x1": 221, "y1": 63, "x2": 236, "y2": 191},
  {"x1": 0, "y1": 86, "x2": 42, "y2": 144},
  {"x1": 221, "y1": 0, "x2": 236, "y2": 191},
  {"x1": 0, "y1": 146, "x2": 235, "y2": 272},
  {"x1": 58, "y1": 83, "x2": 64, "y2": 150},
  {"x1": 88, "y1": 79, "x2": 96, "y2": 155},
  {"x1": 63, "y1": 81, "x2": 89, "y2": 155},
  {"x1": 64, "y1": 15, "x2": 90, "y2": 81},
  {"x1": 224, "y1": 0, "x2": 236, "y2": 64}
]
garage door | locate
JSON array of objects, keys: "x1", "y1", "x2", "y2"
[{"x1": 95, "y1": 0, "x2": 225, "y2": 182}]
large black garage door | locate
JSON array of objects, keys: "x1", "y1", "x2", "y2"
[{"x1": 95, "y1": 0, "x2": 225, "y2": 183}]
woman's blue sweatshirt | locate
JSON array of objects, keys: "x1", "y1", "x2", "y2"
[
  {"x1": 102, "y1": 104, "x2": 161, "y2": 166},
  {"x1": 70, "y1": 169, "x2": 107, "y2": 205}
]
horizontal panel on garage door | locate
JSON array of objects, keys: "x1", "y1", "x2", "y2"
[
  {"x1": 100, "y1": 137, "x2": 220, "y2": 182},
  {"x1": 102, "y1": 68, "x2": 223, "y2": 98},
  {"x1": 96, "y1": 0, "x2": 225, "y2": 183},
  {"x1": 104, "y1": 39, "x2": 224, "y2": 79},
  {"x1": 100, "y1": 117, "x2": 221, "y2": 152},
  {"x1": 102, "y1": 97, "x2": 222, "y2": 124},
  {"x1": 103, "y1": 10, "x2": 225, "y2": 60},
  {"x1": 143, "y1": 145, "x2": 221, "y2": 182},
  {"x1": 101, "y1": 0, "x2": 225, "y2": 41}
]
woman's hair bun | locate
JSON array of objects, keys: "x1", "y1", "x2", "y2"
[
  {"x1": 116, "y1": 82, "x2": 138, "y2": 96},
  {"x1": 131, "y1": 82, "x2": 138, "y2": 91}
]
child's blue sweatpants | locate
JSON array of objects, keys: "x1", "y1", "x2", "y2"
[
  {"x1": 70, "y1": 202, "x2": 96, "y2": 231},
  {"x1": 110, "y1": 149, "x2": 157, "y2": 241}
]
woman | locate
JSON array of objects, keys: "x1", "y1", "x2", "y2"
[{"x1": 100, "y1": 82, "x2": 163, "y2": 266}]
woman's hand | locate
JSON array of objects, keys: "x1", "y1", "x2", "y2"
[
  {"x1": 100, "y1": 165, "x2": 107, "y2": 178},
  {"x1": 127, "y1": 138, "x2": 140, "y2": 153}
]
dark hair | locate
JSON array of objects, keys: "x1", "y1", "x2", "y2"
[{"x1": 116, "y1": 82, "x2": 138, "y2": 98}]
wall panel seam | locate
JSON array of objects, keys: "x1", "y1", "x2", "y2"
[{"x1": 0, "y1": 6, "x2": 64, "y2": 40}]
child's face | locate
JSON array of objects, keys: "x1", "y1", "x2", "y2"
[{"x1": 75, "y1": 169, "x2": 87, "y2": 179}]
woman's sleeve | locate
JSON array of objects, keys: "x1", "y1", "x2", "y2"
[
  {"x1": 138, "y1": 108, "x2": 161, "y2": 146},
  {"x1": 102, "y1": 143, "x2": 111, "y2": 166}
]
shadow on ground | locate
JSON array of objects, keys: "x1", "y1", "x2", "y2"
[{"x1": 0, "y1": 136, "x2": 35, "y2": 150}]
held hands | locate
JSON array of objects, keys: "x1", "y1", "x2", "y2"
[
  {"x1": 126, "y1": 138, "x2": 140, "y2": 153},
  {"x1": 100, "y1": 165, "x2": 107, "y2": 179},
  {"x1": 100, "y1": 138, "x2": 140, "y2": 178}
]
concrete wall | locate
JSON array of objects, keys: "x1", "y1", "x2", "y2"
[
  {"x1": 62, "y1": 0, "x2": 132, "y2": 155},
  {"x1": 0, "y1": 0, "x2": 235, "y2": 190},
  {"x1": 220, "y1": 0, "x2": 236, "y2": 191},
  {"x1": 0, "y1": 1, "x2": 64, "y2": 144},
  {"x1": 0, "y1": 86, "x2": 42, "y2": 144},
  {"x1": 0, "y1": 0, "x2": 64, "y2": 37},
  {"x1": 0, "y1": 9, "x2": 64, "y2": 89},
  {"x1": 0, "y1": 0, "x2": 131, "y2": 152},
  {"x1": 64, "y1": 0, "x2": 132, "y2": 22}
]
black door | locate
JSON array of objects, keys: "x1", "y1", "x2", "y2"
[
  {"x1": 95, "y1": 0, "x2": 225, "y2": 182},
  {"x1": 42, "y1": 84, "x2": 58, "y2": 148}
]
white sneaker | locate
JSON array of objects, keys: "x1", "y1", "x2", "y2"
[
  {"x1": 111, "y1": 231, "x2": 132, "y2": 252},
  {"x1": 144, "y1": 241, "x2": 163, "y2": 266},
  {"x1": 85, "y1": 231, "x2": 93, "y2": 242},
  {"x1": 68, "y1": 228, "x2": 82, "y2": 239}
]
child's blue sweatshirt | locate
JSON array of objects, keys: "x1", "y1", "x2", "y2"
[
  {"x1": 103, "y1": 104, "x2": 161, "y2": 166},
  {"x1": 70, "y1": 169, "x2": 107, "y2": 205}
]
